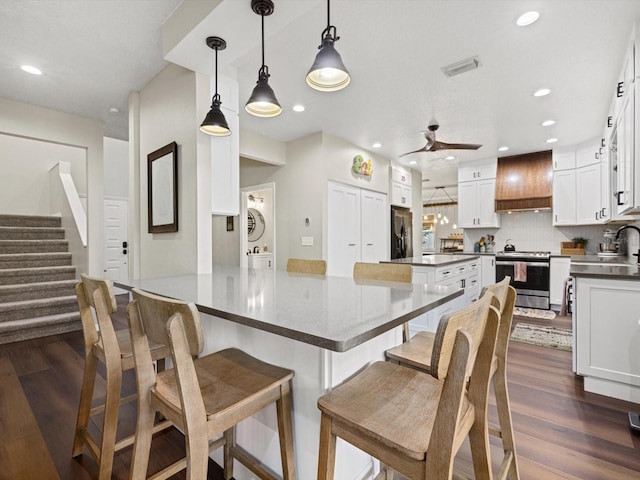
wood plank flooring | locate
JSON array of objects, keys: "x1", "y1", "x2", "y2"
[{"x1": 1, "y1": 296, "x2": 639, "y2": 479}]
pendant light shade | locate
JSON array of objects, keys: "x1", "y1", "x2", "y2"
[
  {"x1": 245, "y1": 0, "x2": 281, "y2": 118},
  {"x1": 306, "y1": 0, "x2": 350, "y2": 92},
  {"x1": 200, "y1": 36, "x2": 231, "y2": 136}
]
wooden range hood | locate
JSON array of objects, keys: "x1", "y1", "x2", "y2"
[{"x1": 495, "y1": 150, "x2": 553, "y2": 212}]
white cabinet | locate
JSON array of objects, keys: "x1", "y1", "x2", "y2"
[
  {"x1": 549, "y1": 257, "x2": 570, "y2": 307},
  {"x1": 552, "y1": 150, "x2": 576, "y2": 171},
  {"x1": 613, "y1": 90, "x2": 635, "y2": 214},
  {"x1": 458, "y1": 159, "x2": 497, "y2": 182},
  {"x1": 576, "y1": 163, "x2": 602, "y2": 225},
  {"x1": 327, "y1": 182, "x2": 387, "y2": 277},
  {"x1": 575, "y1": 276, "x2": 640, "y2": 402},
  {"x1": 481, "y1": 255, "x2": 495, "y2": 289},
  {"x1": 458, "y1": 178, "x2": 500, "y2": 228},
  {"x1": 390, "y1": 166, "x2": 412, "y2": 207},
  {"x1": 248, "y1": 253, "x2": 273, "y2": 270},
  {"x1": 576, "y1": 141, "x2": 600, "y2": 169},
  {"x1": 552, "y1": 166, "x2": 576, "y2": 226}
]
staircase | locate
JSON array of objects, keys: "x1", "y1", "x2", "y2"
[{"x1": 0, "y1": 214, "x2": 80, "y2": 344}]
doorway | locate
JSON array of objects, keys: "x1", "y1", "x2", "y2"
[
  {"x1": 240, "y1": 183, "x2": 276, "y2": 269},
  {"x1": 104, "y1": 198, "x2": 128, "y2": 292}
]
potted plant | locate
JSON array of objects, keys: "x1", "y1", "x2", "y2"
[{"x1": 571, "y1": 236, "x2": 589, "y2": 249}]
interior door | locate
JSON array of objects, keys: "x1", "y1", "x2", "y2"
[
  {"x1": 104, "y1": 199, "x2": 128, "y2": 282},
  {"x1": 328, "y1": 182, "x2": 361, "y2": 277},
  {"x1": 361, "y1": 190, "x2": 387, "y2": 263}
]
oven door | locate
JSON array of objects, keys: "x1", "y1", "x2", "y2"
[{"x1": 495, "y1": 260, "x2": 550, "y2": 308}]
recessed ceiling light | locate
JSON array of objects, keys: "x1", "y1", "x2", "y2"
[
  {"x1": 516, "y1": 11, "x2": 540, "y2": 27},
  {"x1": 498, "y1": 146, "x2": 509, "y2": 152},
  {"x1": 372, "y1": 142, "x2": 382, "y2": 148},
  {"x1": 21, "y1": 65, "x2": 42, "y2": 75},
  {"x1": 534, "y1": 88, "x2": 551, "y2": 97},
  {"x1": 409, "y1": 160, "x2": 417, "y2": 165},
  {"x1": 541, "y1": 119, "x2": 556, "y2": 126},
  {"x1": 445, "y1": 155, "x2": 455, "y2": 160},
  {"x1": 292, "y1": 104, "x2": 305, "y2": 112},
  {"x1": 546, "y1": 138, "x2": 558, "y2": 143}
]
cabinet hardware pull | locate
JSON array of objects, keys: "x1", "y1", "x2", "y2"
[
  {"x1": 617, "y1": 81, "x2": 624, "y2": 97},
  {"x1": 601, "y1": 138, "x2": 606, "y2": 147},
  {"x1": 617, "y1": 191, "x2": 624, "y2": 206},
  {"x1": 607, "y1": 116, "x2": 613, "y2": 128}
]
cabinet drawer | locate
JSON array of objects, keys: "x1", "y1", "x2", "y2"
[
  {"x1": 465, "y1": 274, "x2": 481, "y2": 301},
  {"x1": 435, "y1": 266, "x2": 458, "y2": 283}
]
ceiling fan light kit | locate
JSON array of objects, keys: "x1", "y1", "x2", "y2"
[
  {"x1": 246, "y1": 0, "x2": 282, "y2": 118},
  {"x1": 200, "y1": 36, "x2": 231, "y2": 136},
  {"x1": 306, "y1": 0, "x2": 350, "y2": 91}
]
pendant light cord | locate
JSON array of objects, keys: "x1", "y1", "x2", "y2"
[
  {"x1": 261, "y1": 13, "x2": 266, "y2": 68},
  {"x1": 326, "y1": 0, "x2": 330, "y2": 29},
  {"x1": 214, "y1": 47, "x2": 219, "y2": 101}
]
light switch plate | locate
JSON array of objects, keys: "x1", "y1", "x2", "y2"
[{"x1": 301, "y1": 236, "x2": 314, "y2": 246}]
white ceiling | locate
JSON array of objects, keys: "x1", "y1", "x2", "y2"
[{"x1": 2, "y1": 0, "x2": 640, "y2": 204}]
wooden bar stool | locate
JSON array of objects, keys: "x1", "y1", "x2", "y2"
[
  {"x1": 317, "y1": 293, "x2": 499, "y2": 480},
  {"x1": 127, "y1": 288, "x2": 297, "y2": 480},
  {"x1": 286, "y1": 258, "x2": 327, "y2": 275},
  {"x1": 72, "y1": 274, "x2": 171, "y2": 480},
  {"x1": 385, "y1": 276, "x2": 520, "y2": 480}
]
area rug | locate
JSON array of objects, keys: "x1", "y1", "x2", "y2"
[
  {"x1": 513, "y1": 307, "x2": 556, "y2": 320},
  {"x1": 510, "y1": 323, "x2": 572, "y2": 351}
]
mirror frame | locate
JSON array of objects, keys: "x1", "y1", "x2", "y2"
[{"x1": 147, "y1": 141, "x2": 178, "y2": 233}]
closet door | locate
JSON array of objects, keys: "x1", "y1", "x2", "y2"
[
  {"x1": 361, "y1": 190, "x2": 387, "y2": 263},
  {"x1": 328, "y1": 182, "x2": 361, "y2": 277}
]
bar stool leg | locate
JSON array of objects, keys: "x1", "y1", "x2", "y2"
[
  {"x1": 72, "y1": 353, "x2": 98, "y2": 457},
  {"x1": 223, "y1": 428, "x2": 234, "y2": 480},
  {"x1": 276, "y1": 381, "x2": 296, "y2": 480},
  {"x1": 317, "y1": 413, "x2": 336, "y2": 480},
  {"x1": 98, "y1": 366, "x2": 122, "y2": 480},
  {"x1": 494, "y1": 363, "x2": 520, "y2": 479}
]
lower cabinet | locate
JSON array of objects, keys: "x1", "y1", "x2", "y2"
[
  {"x1": 409, "y1": 258, "x2": 481, "y2": 336},
  {"x1": 248, "y1": 253, "x2": 273, "y2": 270},
  {"x1": 575, "y1": 276, "x2": 640, "y2": 402},
  {"x1": 481, "y1": 255, "x2": 495, "y2": 288},
  {"x1": 549, "y1": 257, "x2": 571, "y2": 307}
]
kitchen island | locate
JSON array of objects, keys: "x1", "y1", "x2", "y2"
[
  {"x1": 116, "y1": 266, "x2": 463, "y2": 480},
  {"x1": 571, "y1": 262, "x2": 640, "y2": 403}
]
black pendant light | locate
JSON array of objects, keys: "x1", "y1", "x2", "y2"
[
  {"x1": 245, "y1": 0, "x2": 282, "y2": 117},
  {"x1": 306, "y1": 0, "x2": 350, "y2": 92},
  {"x1": 200, "y1": 36, "x2": 231, "y2": 136}
]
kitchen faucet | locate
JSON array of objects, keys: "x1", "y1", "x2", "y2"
[{"x1": 615, "y1": 225, "x2": 640, "y2": 264}]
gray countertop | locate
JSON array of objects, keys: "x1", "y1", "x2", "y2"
[
  {"x1": 115, "y1": 266, "x2": 463, "y2": 352},
  {"x1": 384, "y1": 254, "x2": 480, "y2": 267},
  {"x1": 570, "y1": 262, "x2": 640, "y2": 280}
]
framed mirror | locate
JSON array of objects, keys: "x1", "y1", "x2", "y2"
[{"x1": 147, "y1": 141, "x2": 178, "y2": 233}]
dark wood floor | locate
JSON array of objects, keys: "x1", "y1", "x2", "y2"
[{"x1": 1, "y1": 296, "x2": 640, "y2": 479}]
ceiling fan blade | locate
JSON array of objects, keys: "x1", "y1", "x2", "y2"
[
  {"x1": 399, "y1": 144, "x2": 429, "y2": 157},
  {"x1": 431, "y1": 140, "x2": 482, "y2": 151}
]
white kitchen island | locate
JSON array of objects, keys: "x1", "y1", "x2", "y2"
[{"x1": 116, "y1": 266, "x2": 462, "y2": 480}]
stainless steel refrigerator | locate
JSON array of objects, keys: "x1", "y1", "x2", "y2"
[{"x1": 391, "y1": 206, "x2": 413, "y2": 259}]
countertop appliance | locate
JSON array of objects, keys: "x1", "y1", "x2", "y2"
[
  {"x1": 495, "y1": 250, "x2": 551, "y2": 309},
  {"x1": 598, "y1": 229, "x2": 624, "y2": 257},
  {"x1": 391, "y1": 206, "x2": 413, "y2": 259}
]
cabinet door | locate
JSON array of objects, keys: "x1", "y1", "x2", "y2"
[
  {"x1": 576, "y1": 141, "x2": 600, "y2": 169},
  {"x1": 361, "y1": 190, "x2": 387, "y2": 263},
  {"x1": 457, "y1": 182, "x2": 478, "y2": 228},
  {"x1": 552, "y1": 169, "x2": 576, "y2": 225},
  {"x1": 552, "y1": 150, "x2": 576, "y2": 171},
  {"x1": 391, "y1": 182, "x2": 411, "y2": 206},
  {"x1": 576, "y1": 163, "x2": 601, "y2": 224},
  {"x1": 616, "y1": 91, "x2": 634, "y2": 214},
  {"x1": 211, "y1": 109, "x2": 240, "y2": 215},
  {"x1": 481, "y1": 256, "x2": 495, "y2": 288},
  {"x1": 549, "y1": 257, "x2": 570, "y2": 306},
  {"x1": 477, "y1": 179, "x2": 500, "y2": 227},
  {"x1": 328, "y1": 183, "x2": 361, "y2": 277}
]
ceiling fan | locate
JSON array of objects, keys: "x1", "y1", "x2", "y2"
[{"x1": 400, "y1": 119, "x2": 482, "y2": 157}]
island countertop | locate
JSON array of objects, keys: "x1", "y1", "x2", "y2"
[
  {"x1": 383, "y1": 254, "x2": 480, "y2": 267},
  {"x1": 570, "y1": 263, "x2": 640, "y2": 280},
  {"x1": 115, "y1": 266, "x2": 463, "y2": 352}
]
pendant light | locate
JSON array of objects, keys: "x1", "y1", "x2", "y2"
[
  {"x1": 200, "y1": 36, "x2": 231, "y2": 136},
  {"x1": 306, "y1": 0, "x2": 350, "y2": 92},
  {"x1": 245, "y1": 0, "x2": 282, "y2": 117}
]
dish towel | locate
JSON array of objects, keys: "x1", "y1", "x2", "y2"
[{"x1": 514, "y1": 262, "x2": 527, "y2": 282}]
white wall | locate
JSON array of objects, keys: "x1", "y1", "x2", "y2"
[
  {"x1": 137, "y1": 63, "x2": 211, "y2": 278},
  {"x1": 0, "y1": 133, "x2": 86, "y2": 214},
  {"x1": 0, "y1": 97, "x2": 104, "y2": 275},
  {"x1": 104, "y1": 137, "x2": 129, "y2": 199}
]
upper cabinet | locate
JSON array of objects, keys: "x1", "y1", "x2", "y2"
[
  {"x1": 457, "y1": 158, "x2": 500, "y2": 228},
  {"x1": 390, "y1": 166, "x2": 412, "y2": 207},
  {"x1": 552, "y1": 150, "x2": 576, "y2": 171}
]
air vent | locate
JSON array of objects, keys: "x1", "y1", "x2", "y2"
[{"x1": 441, "y1": 56, "x2": 480, "y2": 78}]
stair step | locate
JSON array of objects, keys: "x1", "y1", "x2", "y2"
[
  {"x1": 0, "y1": 295, "x2": 78, "y2": 322},
  {"x1": 0, "y1": 214, "x2": 61, "y2": 228},
  {"x1": 0, "y1": 226, "x2": 65, "y2": 241},
  {"x1": 0, "y1": 239, "x2": 69, "y2": 254},
  {"x1": 0, "y1": 280, "x2": 77, "y2": 302},
  {"x1": 0, "y1": 312, "x2": 81, "y2": 345},
  {"x1": 0, "y1": 266, "x2": 76, "y2": 285},
  {"x1": 0, "y1": 252, "x2": 72, "y2": 269}
]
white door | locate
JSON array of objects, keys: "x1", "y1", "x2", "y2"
[
  {"x1": 361, "y1": 190, "x2": 387, "y2": 263},
  {"x1": 328, "y1": 182, "x2": 361, "y2": 277},
  {"x1": 104, "y1": 199, "x2": 128, "y2": 282}
]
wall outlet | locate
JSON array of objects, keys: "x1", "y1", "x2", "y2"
[{"x1": 301, "y1": 236, "x2": 314, "y2": 246}]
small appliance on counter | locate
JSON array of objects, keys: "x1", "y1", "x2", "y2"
[{"x1": 598, "y1": 229, "x2": 625, "y2": 257}]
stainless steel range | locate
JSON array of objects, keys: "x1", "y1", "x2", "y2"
[{"x1": 495, "y1": 251, "x2": 551, "y2": 309}]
